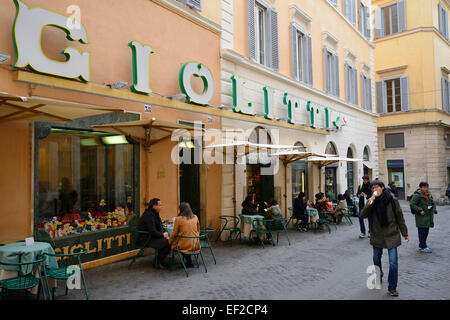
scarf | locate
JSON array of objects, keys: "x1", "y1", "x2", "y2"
[
  {"x1": 422, "y1": 191, "x2": 430, "y2": 203},
  {"x1": 372, "y1": 190, "x2": 395, "y2": 227}
]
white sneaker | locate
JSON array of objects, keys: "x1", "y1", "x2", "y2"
[{"x1": 359, "y1": 233, "x2": 366, "y2": 238}]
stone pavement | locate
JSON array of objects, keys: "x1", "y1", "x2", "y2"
[{"x1": 26, "y1": 201, "x2": 450, "y2": 300}]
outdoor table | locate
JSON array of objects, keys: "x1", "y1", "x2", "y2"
[
  {"x1": 239, "y1": 214, "x2": 265, "y2": 239},
  {"x1": 0, "y1": 241, "x2": 59, "y2": 294},
  {"x1": 163, "y1": 223, "x2": 174, "y2": 236},
  {"x1": 305, "y1": 207, "x2": 319, "y2": 223}
]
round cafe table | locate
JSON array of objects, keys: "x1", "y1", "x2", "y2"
[
  {"x1": 0, "y1": 241, "x2": 59, "y2": 294},
  {"x1": 239, "y1": 214, "x2": 265, "y2": 239}
]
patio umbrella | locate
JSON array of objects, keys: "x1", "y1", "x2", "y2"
[
  {"x1": 93, "y1": 118, "x2": 200, "y2": 205},
  {"x1": 270, "y1": 150, "x2": 327, "y2": 218},
  {"x1": 306, "y1": 156, "x2": 363, "y2": 193}
]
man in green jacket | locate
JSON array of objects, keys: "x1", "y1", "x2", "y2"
[
  {"x1": 362, "y1": 180, "x2": 409, "y2": 297},
  {"x1": 409, "y1": 182, "x2": 437, "y2": 253}
]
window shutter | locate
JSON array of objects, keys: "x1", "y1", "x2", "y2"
[
  {"x1": 365, "y1": 6, "x2": 371, "y2": 38},
  {"x1": 345, "y1": 64, "x2": 350, "y2": 102},
  {"x1": 307, "y1": 35, "x2": 313, "y2": 85},
  {"x1": 176, "y1": 0, "x2": 186, "y2": 4},
  {"x1": 270, "y1": 9, "x2": 279, "y2": 71},
  {"x1": 445, "y1": 9, "x2": 449, "y2": 40},
  {"x1": 301, "y1": 35, "x2": 309, "y2": 83},
  {"x1": 376, "y1": 81, "x2": 387, "y2": 113},
  {"x1": 334, "y1": 54, "x2": 340, "y2": 97},
  {"x1": 186, "y1": 0, "x2": 201, "y2": 10},
  {"x1": 442, "y1": 78, "x2": 449, "y2": 112},
  {"x1": 351, "y1": 0, "x2": 357, "y2": 25},
  {"x1": 398, "y1": 0, "x2": 407, "y2": 32},
  {"x1": 368, "y1": 78, "x2": 373, "y2": 111},
  {"x1": 359, "y1": 2, "x2": 363, "y2": 33},
  {"x1": 400, "y1": 76, "x2": 410, "y2": 111},
  {"x1": 361, "y1": 74, "x2": 366, "y2": 109},
  {"x1": 353, "y1": 68, "x2": 358, "y2": 105},
  {"x1": 247, "y1": 0, "x2": 256, "y2": 62},
  {"x1": 290, "y1": 24, "x2": 299, "y2": 80},
  {"x1": 374, "y1": 8, "x2": 384, "y2": 38},
  {"x1": 343, "y1": 0, "x2": 348, "y2": 17},
  {"x1": 324, "y1": 48, "x2": 330, "y2": 93},
  {"x1": 439, "y1": 4, "x2": 444, "y2": 34}
]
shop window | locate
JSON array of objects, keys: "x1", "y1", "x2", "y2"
[
  {"x1": 385, "y1": 132, "x2": 405, "y2": 148},
  {"x1": 38, "y1": 128, "x2": 135, "y2": 239}
]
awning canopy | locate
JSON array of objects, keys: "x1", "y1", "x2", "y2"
[
  {"x1": 270, "y1": 150, "x2": 328, "y2": 164},
  {"x1": 0, "y1": 92, "x2": 124, "y2": 124},
  {"x1": 204, "y1": 141, "x2": 300, "y2": 156},
  {"x1": 92, "y1": 118, "x2": 200, "y2": 148},
  {"x1": 306, "y1": 157, "x2": 364, "y2": 168}
]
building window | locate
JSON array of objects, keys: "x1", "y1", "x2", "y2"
[
  {"x1": 329, "y1": 0, "x2": 338, "y2": 8},
  {"x1": 363, "y1": 146, "x2": 370, "y2": 161},
  {"x1": 374, "y1": 0, "x2": 406, "y2": 38},
  {"x1": 442, "y1": 77, "x2": 450, "y2": 113},
  {"x1": 345, "y1": 64, "x2": 358, "y2": 105},
  {"x1": 290, "y1": 25, "x2": 313, "y2": 85},
  {"x1": 324, "y1": 48, "x2": 340, "y2": 97},
  {"x1": 361, "y1": 73, "x2": 372, "y2": 111},
  {"x1": 176, "y1": 0, "x2": 202, "y2": 11},
  {"x1": 376, "y1": 77, "x2": 409, "y2": 114},
  {"x1": 38, "y1": 128, "x2": 136, "y2": 239},
  {"x1": 343, "y1": 0, "x2": 357, "y2": 25},
  {"x1": 385, "y1": 132, "x2": 405, "y2": 148},
  {"x1": 247, "y1": 0, "x2": 279, "y2": 70},
  {"x1": 359, "y1": 1, "x2": 371, "y2": 39},
  {"x1": 447, "y1": 133, "x2": 450, "y2": 148},
  {"x1": 439, "y1": 3, "x2": 449, "y2": 40}
]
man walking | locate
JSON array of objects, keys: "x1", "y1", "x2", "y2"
[
  {"x1": 409, "y1": 182, "x2": 437, "y2": 253},
  {"x1": 357, "y1": 175, "x2": 372, "y2": 238},
  {"x1": 362, "y1": 180, "x2": 409, "y2": 297}
]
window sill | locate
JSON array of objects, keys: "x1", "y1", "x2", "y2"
[{"x1": 383, "y1": 148, "x2": 406, "y2": 151}]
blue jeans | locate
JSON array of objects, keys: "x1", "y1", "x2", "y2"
[
  {"x1": 418, "y1": 227, "x2": 430, "y2": 249},
  {"x1": 373, "y1": 246, "x2": 398, "y2": 290}
]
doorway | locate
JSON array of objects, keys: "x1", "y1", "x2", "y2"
[
  {"x1": 179, "y1": 140, "x2": 201, "y2": 220},
  {"x1": 387, "y1": 159, "x2": 405, "y2": 200}
]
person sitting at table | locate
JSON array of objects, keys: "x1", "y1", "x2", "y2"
[
  {"x1": 264, "y1": 198, "x2": 283, "y2": 232},
  {"x1": 293, "y1": 192, "x2": 309, "y2": 231},
  {"x1": 241, "y1": 195, "x2": 258, "y2": 216},
  {"x1": 334, "y1": 194, "x2": 348, "y2": 225},
  {"x1": 257, "y1": 200, "x2": 268, "y2": 215},
  {"x1": 314, "y1": 193, "x2": 328, "y2": 230},
  {"x1": 344, "y1": 189, "x2": 357, "y2": 216},
  {"x1": 136, "y1": 198, "x2": 170, "y2": 269},
  {"x1": 168, "y1": 202, "x2": 200, "y2": 268}
]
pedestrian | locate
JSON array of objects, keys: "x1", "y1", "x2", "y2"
[
  {"x1": 388, "y1": 181, "x2": 399, "y2": 197},
  {"x1": 356, "y1": 175, "x2": 373, "y2": 238},
  {"x1": 293, "y1": 192, "x2": 309, "y2": 231},
  {"x1": 362, "y1": 180, "x2": 409, "y2": 297},
  {"x1": 136, "y1": 198, "x2": 171, "y2": 269},
  {"x1": 409, "y1": 182, "x2": 437, "y2": 253},
  {"x1": 446, "y1": 184, "x2": 450, "y2": 204}
]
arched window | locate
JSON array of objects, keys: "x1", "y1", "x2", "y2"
[
  {"x1": 347, "y1": 148, "x2": 353, "y2": 158},
  {"x1": 325, "y1": 142, "x2": 338, "y2": 155},
  {"x1": 294, "y1": 141, "x2": 307, "y2": 152},
  {"x1": 363, "y1": 146, "x2": 370, "y2": 161},
  {"x1": 249, "y1": 126, "x2": 272, "y2": 144}
]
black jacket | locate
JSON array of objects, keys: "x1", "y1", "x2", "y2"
[
  {"x1": 136, "y1": 208, "x2": 169, "y2": 249},
  {"x1": 293, "y1": 197, "x2": 306, "y2": 218},
  {"x1": 357, "y1": 183, "x2": 372, "y2": 210}
]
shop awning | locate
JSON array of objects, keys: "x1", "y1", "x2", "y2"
[
  {"x1": 0, "y1": 92, "x2": 124, "y2": 123},
  {"x1": 270, "y1": 150, "x2": 328, "y2": 164},
  {"x1": 306, "y1": 156, "x2": 363, "y2": 168},
  {"x1": 92, "y1": 118, "x2": 201, "y2": 148},
  {"x1": 204, "y1": 141, "x2": 300, "y2": 156}
]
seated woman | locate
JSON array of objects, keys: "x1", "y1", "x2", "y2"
[
  {"x1": 168, "y1": 202, "x2": 200, "y2": 268},
  {"x1": 241, "y1": 195, "x2": 258, "y2": 216},
  {"x1": 293, "y1": 192, "x2": 309, "y2": 231},
  {"x1": 264, "y1": 198, "x2": 283, "y2": 231},
  {"x1": 334, "y1": 194, "x2": 348, "y2": 224},
  {"x1": 314, "y1": 193, "x2": 328, "y2": 230}
]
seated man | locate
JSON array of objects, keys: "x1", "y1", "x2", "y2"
[
  {"x1": 293, "y1": 192, "x2": 309, "y2": 231},
  {"x1": 137, "y1": 198, "x2": 170, "y2": 269}
]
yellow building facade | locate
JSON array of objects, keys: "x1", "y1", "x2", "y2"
[{"x1": 372, "y1": 0, "x2": 450, "y2": 200}]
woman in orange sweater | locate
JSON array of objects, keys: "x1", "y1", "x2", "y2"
[{"x1": 168, "y1": 202, "x2": 200, "y2": 268}]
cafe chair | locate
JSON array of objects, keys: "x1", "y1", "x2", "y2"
[
  {"x1": 169, "y1": 235, "x2": 207, "y2": 278},
  {"x1": 43, "y1": 248, "x2": 89, "y2": 300},
  {"x1": 317, "y1": 210, "x2": 332, "y2": 234},
  {"x1": 0, "y1": 254, "x2": 48, "y2": 300},
  {"x1": 268, "y1": 217, "x2": 291, "y2": 246},
  {"x1": 249, "y1": 219, "x2": 275, "y2": 249},
  {"x1": 284, "y1": 207, "x2": 298, "y2": 230},
  {"x1": 215, "y1": 216, "x2": 242, "y2": 246},
  {"x1": 342, "y1": 206, "x2": 354, "y2": 225},
  {"x1": 128, "y1": 228, "x2": 159, "y2": 270},
  {"x1": 200, "y1": 228, "x2": 216, "y2": 264}
]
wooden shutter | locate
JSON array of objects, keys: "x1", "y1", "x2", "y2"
[
  {"x1": 307, "y1": 35, "x2": 313, "y2": 85},
  {"x1": 400, "y1": 76, "x2": 410, "y2": 111},
  {"x1": 376, "y1": 81, "x2": 387, "y2": 113},
  {"x1": 445, "y1": 9, "x2": 449, "y2": 40},
  {"x1": 247, "y1": 0, "x2": 256, "y2": 62},
  {"x1": 301, "y1": 34, "x2": 308, "y2": 82},
  {"x1": 334, "y1": 54, "x2": 340, "y2": 97},
  {"x1": 359, "y1": 2, "x2": 363, "y2": 33},
  {"x1": 351, "y1": 0, "x2": 357, "y2": 25},
  {"x1": 439, "y1": 3, "x2": 444, "y2": 35},
  {"x1": 324, "y1": 48, "x2": 330, "y2": 93},
  {"x1": 361, "y1": 74, "x2": 366, "y2": 109},
  {"x1": 398, "y1": 0, "x2": 407, "y2": 32},
  {"x1": 368, "y1": 78, "x2": 373, "y2": 111},
  {"x1": 365, "y1": 6, "x2": 371, "y2": 38},
  {"x1": 186, "y1": 0, "x2": 202, "y2": 10},
  {"x1": 353, "y1": 68, "x2": 358, "y2": 105},
  {"x1": 270, "y1": 9, "x2": 279, "y2": 71},
  {"x1": 374, "y1": 8, "x2": 384, "y2": 38},
  {"x1": 345, "y1": 64, "x2": 350, "y2": 102},
  {"x1": 290, "y1": 24, "x2": 299, "y2": 80},
  {"x1": 443, "y1": 78, "x2": 449, "y2": 112}
]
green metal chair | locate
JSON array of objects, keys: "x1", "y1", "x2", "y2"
[
  {"x1": 43, "y1": 248, "x2": 89, "y2": 300},
  {"x1": 169, "y1": 235, "x2": 207, "y2": 277},
  {"x1": 325, "y1": 209, "x2": 338, "y2": 230},
  {"x1": 249, "y1": 219, "x2": 275, "y2": 248},
  {"x1": 128, "y1": 228, "x2": 159, "y2": 270},
  {"x1": 215, "y1": 216, "x2": 242, "y2": 246},
  {"x1": 0, "y1": 254, "x2": 48, "y2": 300},
  {"x1": 316, "y1": 210, "x2": 332, "y2": 234},
  {"x1": 342, "y1": 205, "x2": 354, "y2": 225},
  {"x1": 200, "y1": 228, "x2": 216, "y2": 264},
  {"x1": 268, "y1": 217, "x2": 291, "y2": 246}
]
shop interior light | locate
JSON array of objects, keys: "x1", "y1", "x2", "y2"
[
  {"x1": 179, "y1": 141, "x2": 195, "y2": 148},
  {"x1": 80, "y1": 137, "x2": 101, "y2": 147},
  {"x1": 0, "y1": 53, "x2": 11, "y2": 64},
  {"x1": 101, "y1": 135, "x2": 129, "y2": 145},
  {"x1": 107, "y1": 80, "x2": 128, "y2": 90}
]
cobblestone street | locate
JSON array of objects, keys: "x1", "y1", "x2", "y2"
[{"x1": 56, "y1": 201, "x2": 449, "y2": 300}]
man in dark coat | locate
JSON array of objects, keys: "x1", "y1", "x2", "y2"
[
  {"x1": 293, "y1": 192, "x2": 308, "y2": 231},
  {"x1": 362, "y1": 180, "x2": 409, "y2": 297},
  {"x1": 137, "y1": 198, "x2": 170, "y2": 268},
  {"x1": 356, "y1": 175, "x2": 372, "y2": 238}
]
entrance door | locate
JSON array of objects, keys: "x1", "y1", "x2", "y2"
[
  {"x1": 347, "y1": 162, "x2": 354, "y2": 195},
  {"x1": 179, "y1": 141, "x2": 200, "y2": 220},
  {"x1": 246, "y1": 164, "x2": 274, "y2": 203},
  {"x1": 292, "y1": 160, "x2": 307, "y2": 205},
  {"x1": 325, "y1": 167, "x2": 337, "y2": 201},
  {"x1": 387, "y1": 160, "x2": 405, "y2": 200}
]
